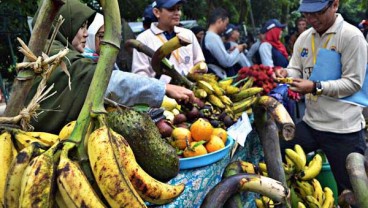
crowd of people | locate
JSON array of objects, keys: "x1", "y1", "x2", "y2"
[{"x1": 25, "y1": 0, "x2": 367, "y2": 206}]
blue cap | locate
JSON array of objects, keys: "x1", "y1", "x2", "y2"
[
  {"x1": 143, "y1": 5, "x2": 157, "y2": 22},
  {"x1": 224, "y1": 24, "x2": 239, "y2": 38},
  {"x1": 298, "y1": 0, "x2": 332, "y2": 13},
  {"x1": 152, "y1": 0, "x2": 184, "y2": 8},
  {"x1": 260, "y1": 19, "x2": 286, "y2": 34}
]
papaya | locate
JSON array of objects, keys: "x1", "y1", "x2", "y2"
[{"x1": 107, "y1": 109, "x2": 179, "y2": 182}]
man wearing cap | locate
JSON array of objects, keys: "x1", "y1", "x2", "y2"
[
  {"x1": 259, "y1": 19, "x2": 289, "y2": 68},
  {"x1": 276, "y1": 0, "x2": 367, "y2": 200},
  {"x1": 132, "y1": 0, "x2": 206, "y2": 81},
  {"x1": 223, "y1": 24, "x2": 251, "y2": 67},
  {"x1": 201, "y1": 8, "x2": 246, "y2": 78}
]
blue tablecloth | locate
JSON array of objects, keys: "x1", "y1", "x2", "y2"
[{"x1": 153, "y1": 130, "x2": 263, "y2": 208}]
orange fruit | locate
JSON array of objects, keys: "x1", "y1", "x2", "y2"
[
  {"x1": 171, "y1": 127, "x2": 192, "y2": 150},
  {"x1": 190, "y1": 118, "x2": 214, "y2": 142},
  {"x1": 212, "y1": 128, "x2": 227, "y2": 144},
  {"x1": 183, "y1": 141, "x2": 208, "y2": 158},
  {"x1": 205, "y1": 135, "x2": 225, "y2": 153}
]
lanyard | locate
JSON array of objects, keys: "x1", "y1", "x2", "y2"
[
  {"x1": 156, "y1": 34, "x2": 180, "y2": 63},
  {"x1": 311, "y1": 33, "x2": 333, "y2": 64}
]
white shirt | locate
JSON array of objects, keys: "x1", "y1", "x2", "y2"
[
  {"x1": 132, "y1": 23, "x2": 206, "y2": 79},
  {"x1": 286, "y1": 14, "x2": 367, "y2": 133}
]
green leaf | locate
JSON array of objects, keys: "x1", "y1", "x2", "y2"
[{"x1": 132, "y1": 104, "x2": 150, "y2": 112}]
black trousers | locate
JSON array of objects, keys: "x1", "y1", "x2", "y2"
[{"x1": 280, "y1": 121, "x2": 366, "y2": 194}]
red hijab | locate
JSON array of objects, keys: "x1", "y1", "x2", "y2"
[{"x1": 263, "y1": 27, "x2": 288, "y2": 59}]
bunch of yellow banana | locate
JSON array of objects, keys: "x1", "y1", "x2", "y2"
[
  {"x1": 190, "y1": 74, "x2": 263, "y2": 120},
  {"x1": 285, "y1": 144, "x2": 307, "y2": 173},
  {"x1": 87, "y1": 120, "x2": 185, "y2": 207},
  {"x1": 4, "y1": 143, "x2": 42, "y2": 208},
  {"x1": 0, "y1": 128, "x2": 66, "y2": 207},
  {"x1": 290, "y1": 173, "x2": 334, "y2": 208},
  {"x1": 283, "y1": 145, "x2": 323, "y2": 180}
]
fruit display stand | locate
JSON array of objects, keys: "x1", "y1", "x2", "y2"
[{"x1": 157, "y1": 130, "x2": 263, "y2": 208}]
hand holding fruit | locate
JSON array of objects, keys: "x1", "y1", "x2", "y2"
[
  {"x1": 273, "y1": 67, "x2": 288, "y2": 79},
  {"x1": 165, "y1": 84, "x2": 196, "y2": 103},
  {"x1": 288, "y1": 78, "x2": 315, "y2": 95}
]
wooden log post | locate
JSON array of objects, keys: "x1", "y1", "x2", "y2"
[
  {"x1": 4, "y1": 0, "x2": 65, "y2": 117},
  {"x1": 346, "y1": 152, "x2": 368, "y2": 208}
]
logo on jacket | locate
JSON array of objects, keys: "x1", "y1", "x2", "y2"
[
  {"x1": 300, "y1": 48, "x2": 308, "y2": 58},
  {"x1": 184, "y1": 56, "x2": 190, "y2": 64}
]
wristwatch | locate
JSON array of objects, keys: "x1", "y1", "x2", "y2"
[{"x1": 313, "y1": 81, "x2": 323, "y2": 96}]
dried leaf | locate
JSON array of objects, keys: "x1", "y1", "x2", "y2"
[{"x1": 60, "y1": 61, "x2": 71, "y2": 90}]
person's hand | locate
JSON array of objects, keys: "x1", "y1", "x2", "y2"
[
  {"x1": 288, "y1": 78, "x2": 315, "y2": 95},
  {"x1": 237, "y1": 44, "x2": 247, "y2": 52},
  {"x1": 165, "y1": 84, "x2": 196, "y2": 103},
  {"x1": 272, "y1": 68, "x2": 288, "y2": 80}
]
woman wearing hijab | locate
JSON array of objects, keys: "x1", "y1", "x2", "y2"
[
  {"x1": 259, "y1": 19, "x2": 289, "y2": 68},
  {"x1": 27, "y1": 0, "x2": 195, "y2": 134}
]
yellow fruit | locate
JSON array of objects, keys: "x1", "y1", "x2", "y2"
[
  {"x1": 212, "y1": 128, "x2": 227, "y2": 144},
  {"x1": 183, "y1": 142, "x2": 207, "y2": 158},
  {"x1": 205, "y1": 135, "x2": 225, "y2": 153},
  {"x1": 190, "y1": 118, "x2": 214, "y2": 142},
  {"x1": 171, "y1": 127, "x2": 192, "y2": 150},
  {"x1": 58, "y1": 121, "x2": 76, "y2": 140}
]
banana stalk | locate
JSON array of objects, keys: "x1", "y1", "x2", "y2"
[
  {"x1": 126, "y1": 38, "x2": 194, "y2": 89},
  {"x1": 59, "y1": 0, "x2": 121, "y2": 182},
  {"x1": 346, "y1": 152, "x2": 368, "y2": 208},
  {"x1": 253, "y1": 107, "x2": 289, "y2": 199},
  {"x1": 201, "y1": 173, "x2": 289, "y2": 208},
  {"x1": 4, "y1": 0, "x2": 65, "y2": 117},
  {"x1": 255, "y1": 96, "x2": 295, "y2": 141}
]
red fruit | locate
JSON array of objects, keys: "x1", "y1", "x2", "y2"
[{"x1": 266, "y1": 69, "x2": 273, "y2": 76}]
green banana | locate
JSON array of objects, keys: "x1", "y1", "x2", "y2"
[
  {"x1": 219, "y1": 95, "x2": 233, "y2": 106},
  {"x1": 232, "y1": 87, "x2": 263, "y2": 102},
  {"x1": 224, "y1": 85, "x2": 240, "y2": 95},
  {"x1": 218, "y1": 78, "x2": 233, "y2": 89},
  {"x1": 197, "y1": 80, "x2": 214, "y2": 95},
  {"x1": 241, "y1": 77, "x2": 254, "y2": 90},
  {"x1": 306, "y1": 195, "x2": 322, "y2": 208},
  {"x1": 296, "y1": 180, "x2": 315, "y2": 196},
  {"x1": 194, "y1": 88, "x2": 208, "y2": 99},
  {"x1": 208, "y1": 94, "x2": 225, "y2": 109},
  {"x1": 232, "y1": 96, "x2": 257, "y2": 114}
]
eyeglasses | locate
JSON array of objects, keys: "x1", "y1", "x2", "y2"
[{"x1": 302, "y1": 1, "x2": 333, "y2": 17}]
